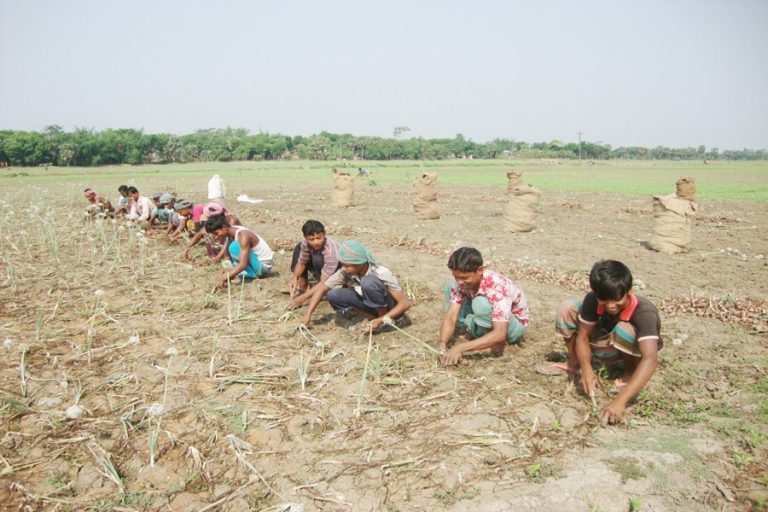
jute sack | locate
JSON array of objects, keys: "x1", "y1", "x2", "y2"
[
  {"x1": 676, "y1": 177, "x2": 696, "y2": 199},
  {"x1": 412, "y1": 172, "x2": 440, "y2": 219},
  {"x1": 649, "y1": 193, "x2": 698, "y2": 254},
  {"x1": 503, "y1": 185, "x2": 541, "y2": 232},
  {"x1": 506, "y1": 171, "x2": 523, "y2": 192},
  {"x1": 331, "y1": 172, "x2": 354, "y2": 207}
]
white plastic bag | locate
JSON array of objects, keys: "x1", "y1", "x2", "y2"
[
  {"x1": 236, "y1": 194, "x2": 263, "y2": 204},
  {"x1": 208, "y1": 174, "x2": 225, "y2": 200}
]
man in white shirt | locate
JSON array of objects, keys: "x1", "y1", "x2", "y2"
[{"x1": 126, "y1": 187, "x2": 156, "y2": 223}]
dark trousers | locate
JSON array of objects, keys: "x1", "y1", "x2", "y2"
[
  {"x1": 291, "y1": 242, "x2": 325, "y2": 281},
  {"x1": 326, "y1": 275, "x2": 394, "y2": 317}
]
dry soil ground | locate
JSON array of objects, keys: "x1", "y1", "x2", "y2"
[{"x1": 0, "y1": 168, "x2": 766, "y2": 511}]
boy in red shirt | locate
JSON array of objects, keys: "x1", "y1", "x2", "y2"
[{"x1": 439, "y1": 247, "x2": 530, "y2": 366}]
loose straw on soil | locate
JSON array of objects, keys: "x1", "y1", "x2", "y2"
[
  {"x1": 385, "y1": 320, "x2": 441, "y2": 356},
  {"x1": 87, "y1": 444, "x2": 124, "y2": 495},
  {"x1": 354, "y1": 325, "x2": 375, "y2": 417},
  {"x1": 227, "y1": 434, "x2": 288, "y2": 502},
  {"x1": 297, "y1": 324, "x2": 325, "y2": 349}
]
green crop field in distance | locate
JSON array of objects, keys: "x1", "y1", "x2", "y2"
[{"x1": 1, "y1": 159, "x2": 766, "y2": 202}]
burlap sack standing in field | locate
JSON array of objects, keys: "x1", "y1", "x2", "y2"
[
  {"x1": 412, "y1": 172, "x2": 440, "y2": 220},
  {"x1": 649, "y1": 179, "x2": 698, "y2": 253},
  {"x1": 506, "y1": 171, "x2": 523, "y2": 192},
  {"x1": 676, "y1": 176, "x2": 696, "y2": 199},
  {"x1": 503, "y1": 184, "x2": 542, "y2": 232},
  {"x1": 331, "y1": 172, "x2": 355, "y2": 207}
]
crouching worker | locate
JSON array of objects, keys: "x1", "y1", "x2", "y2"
[
  {"x1": 115, "y1": 185, "x2": 130, "y2": 216},
  {"x1": 181, "y1": 202, "x2": 241, "y2": 260},
  {"x1": 169, "y1": 200, "x2": 204, "y2": 241},
  {"x1": 287, "y1": 220, "x2": 341, "y2": 310},
  {"x1": 553, "y1": 259, "x2": 661, "y2": 426},
  {"x1": 204, "y1": 215, "x2": 273, "y2": 286},
  {"x1": 298, "y1": 240, "x2": 410, "y2": 330},
  {"x1": 126, "y1": 187, "x2": 156, "y2": 227},
  {"x1": 153, "y1": 193, "x2": 176, "y2": 226},
  {"x1": 439, "y1": 247, "x2": 530, "y2": 366},
  {"x1": 83, "y1": 188, "x2": 114, "y2": 218}
]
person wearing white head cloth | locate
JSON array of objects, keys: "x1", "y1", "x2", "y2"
[{"x1": 298, "y1": 240, "x2": 411, "y2": 330}]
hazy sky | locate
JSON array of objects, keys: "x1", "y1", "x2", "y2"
[{"x1": 1, "y1": 0, "x2": 766, "y2": 149}]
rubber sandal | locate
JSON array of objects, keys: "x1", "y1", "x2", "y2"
[
  {"x1": 536, "y1": 362, "x2": 579, "y2": 376},
  {"x1": 607, "y1": 378, "x2": 628, "y2": 395},
  {"x1": 545, "y1": 351, "x2": 568, "y2": 363}
]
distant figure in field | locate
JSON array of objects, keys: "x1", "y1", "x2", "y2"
[
  {"x1": 549, "y1": 259, "x2": 662, "y2": 426},
  {"x1": 148, "y1": 192, "x2": 171, "y2": 227},
  {"x1": 439, "y1": 247, "x2": 530, "y2": 366},
  {"x1": 298, "y1": 240, "x2": 411, "y2": 331},
  {"x1": 83, "y1": 188, "x2": 114, "y2": 218},
  {"x1": 204, "y1": 215, "x2": 274, "y2": 286},
  {"x1": 287, "y1": 220, "x2": 341, "y2": 310},
  {"x1": 155, "y1": 193, "x2": 176, "y2": 226},
  {"x1": 357, "y1": 167, "x2": 369, "y2": 177},
  {"x1": 115, "y1": 185, "x2": 131, "y2": 216},
  {"x1": 168, "y1": 200, "x2": 204, "y2": 241},
  {"x1": 125, "y1": 187, "x2": 155, "y2": 225}
]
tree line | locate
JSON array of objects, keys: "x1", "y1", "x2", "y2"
[{"x1": 0, "y1": 126, "x2": 765, "y2": 167}]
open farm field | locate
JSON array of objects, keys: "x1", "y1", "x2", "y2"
[
  {"x1": 2, "y1": 159, "x2": 767, "y2": 202},
  {"x1": 0, "y1": 160, "x2": 766, "y2": 511}
]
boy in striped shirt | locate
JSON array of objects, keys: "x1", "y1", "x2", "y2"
[
  {"x1": 553, "y1": 259, "x2": 662, "y2": 425},
  {"x1": 287, "y1": 220, "x2": 342, "y2": 310}
]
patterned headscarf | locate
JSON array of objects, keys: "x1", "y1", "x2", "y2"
[
  {"x1": 204, "y1": 201, "x2": 226, "y2": 217},
  {"x1": 83, "y1": 188, "x2": 97, "y2": 199},
  {"x1": 338, "y1": 240, "x2": 376, "y2": 265}
]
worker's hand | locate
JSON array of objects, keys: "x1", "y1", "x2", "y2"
[
  {"x1": 599, "y1": 400, "x2": 626, "y2": 426},
  {"x1": 218, "y1": 270, "x2": 231, "y2": 288},
  {"x1": 442, "y1": 345, "x2": 465, "y2": 366},
  {"x1": 287, "y1": 296, "x2": 303, "y2": 310},
  {"x1": 580, "y1": 368, "x2": 598, "y2": 398}
]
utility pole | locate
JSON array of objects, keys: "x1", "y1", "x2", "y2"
[{"x1": 577, "y1": 130, "x2": 583, "y2": 164}]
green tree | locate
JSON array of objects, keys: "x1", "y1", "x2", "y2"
[
  {"x1": 308, "y1": 135, "x2": 330, "y2": 160},
  {"x1": 58, "y1": 143, "x2": 79, "y2": 166},
  {"x1": 393, "y1": 126, "x2": 411, "y2": 139}
]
